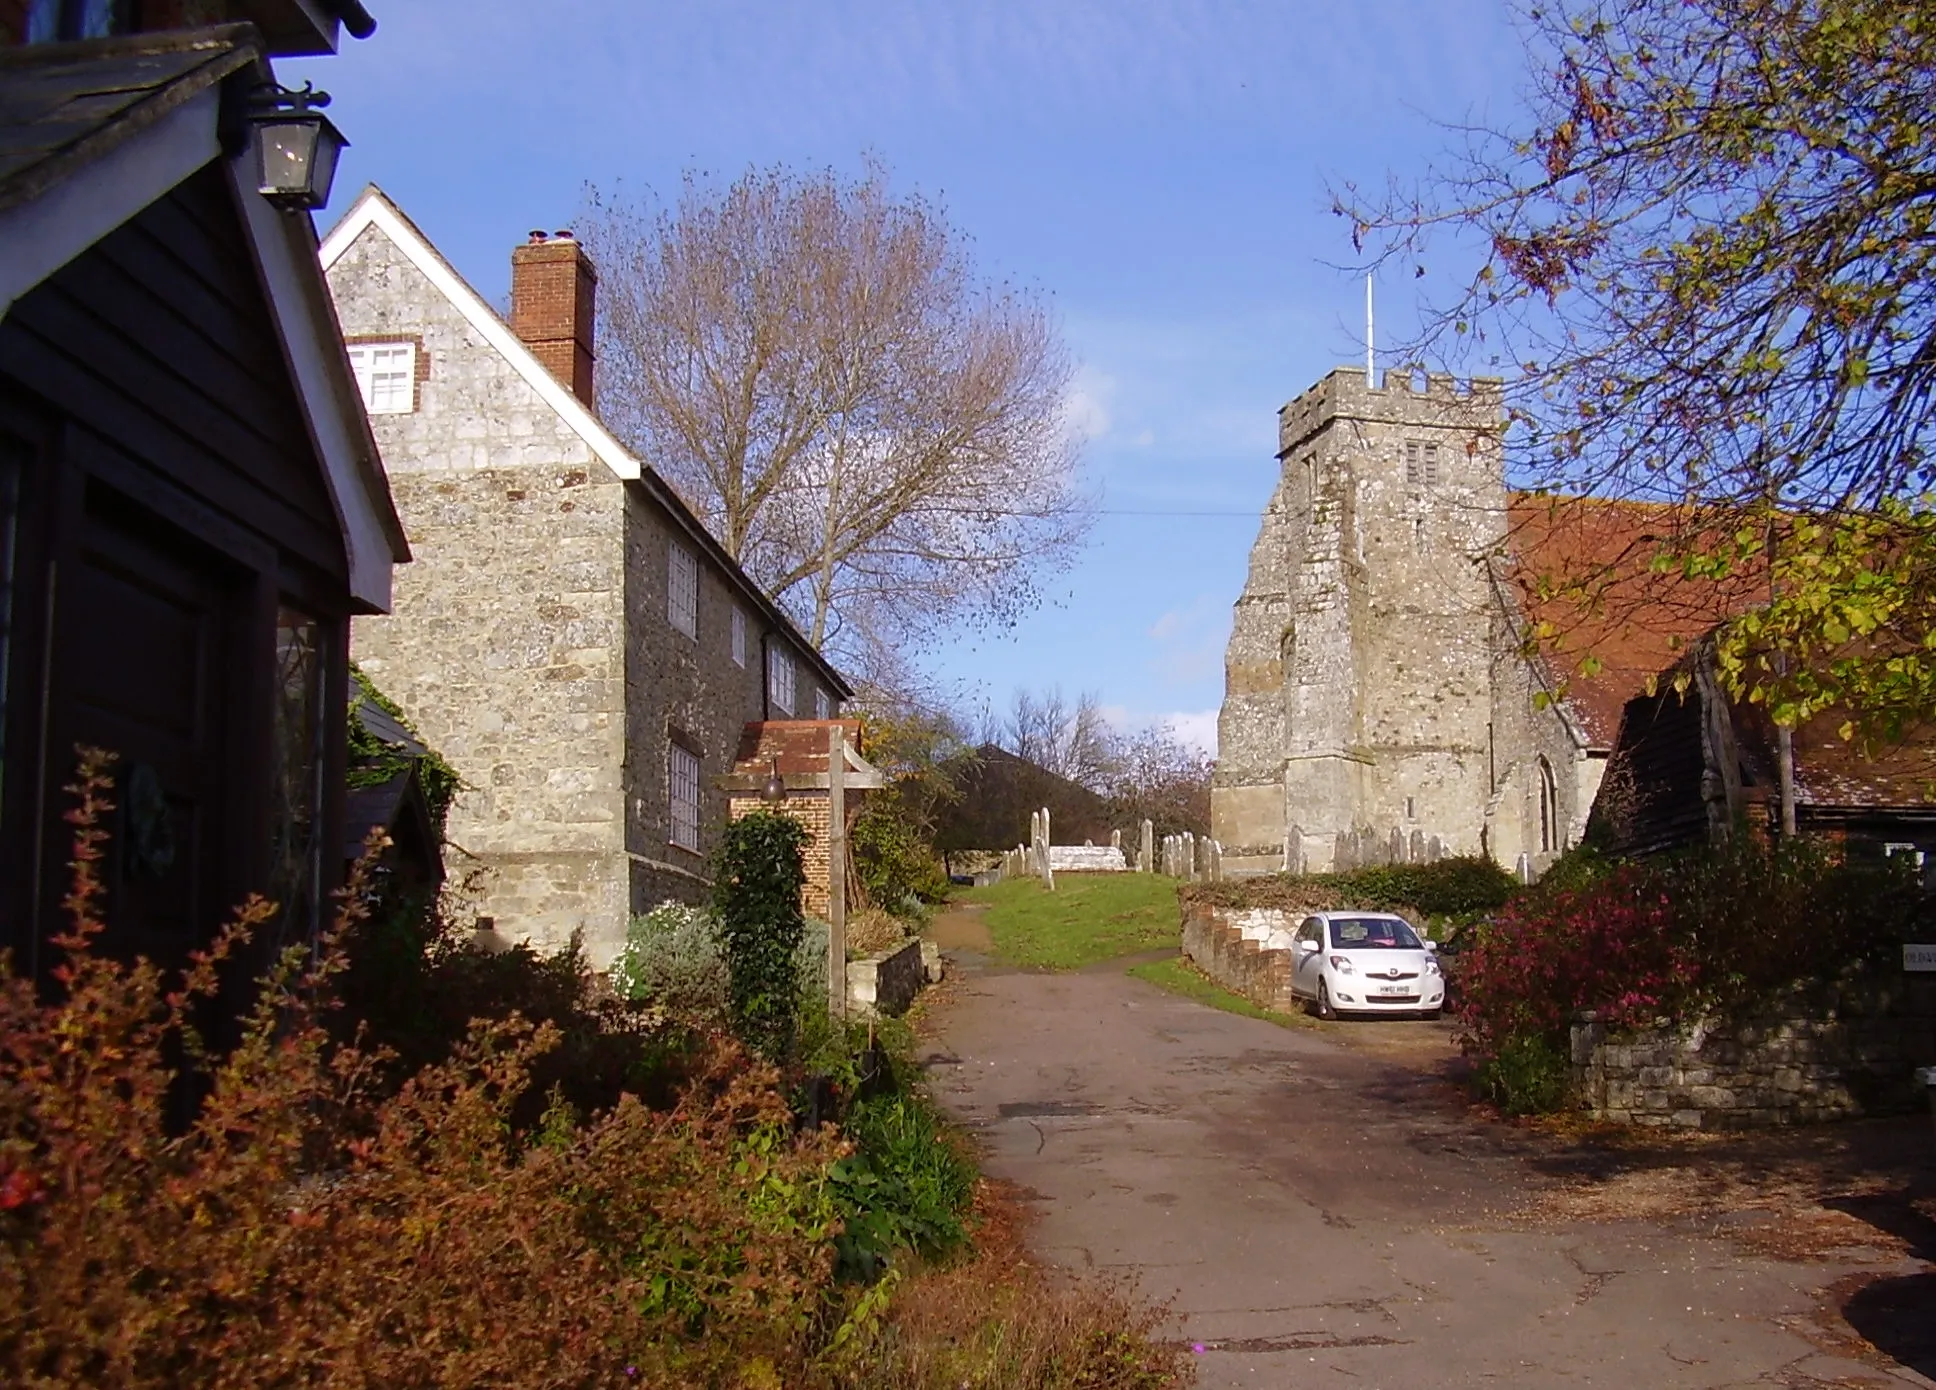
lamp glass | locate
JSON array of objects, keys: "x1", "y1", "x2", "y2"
[{"x1": 254, "y1": 113, "x2": 347, "y2": 210}]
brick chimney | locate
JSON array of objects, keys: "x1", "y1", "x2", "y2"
[{"x1": 510, "y1": 229, "x2": 597, "y2": 405}]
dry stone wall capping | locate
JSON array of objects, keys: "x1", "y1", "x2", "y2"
[{"x1": 1571, "y1": 978, "x2": 1936, "y2": 1128}]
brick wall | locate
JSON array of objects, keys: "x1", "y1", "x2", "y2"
[
  {"x1": 510, "y1": 234, "x2": 595, "y2": 405},
  {"x1": 1180, "y1": 901, "x2": 1301, "y2": 1013},
  {"x1": 728, "y1": 792, "x2": 836, "y2": 918}
]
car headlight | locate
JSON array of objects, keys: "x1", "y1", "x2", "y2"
[
  {"x1": 1425, "y1": 960, "x2": 1441, "y2": 977},
  {"x1": 1327, "y1": 955, "x2": 1353, "y2": 973}
]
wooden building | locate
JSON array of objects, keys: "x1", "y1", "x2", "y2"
[
  {"x1": 1588, "y1": 644, "x2": 1936, "y2": 866},
  {"x1": 0, "y1": 27, "x2": 408, "y2": 994}
]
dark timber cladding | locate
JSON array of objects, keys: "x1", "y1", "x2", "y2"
[{"x1": 0, "y1": 27, "x2": 406, "y2": 1027}]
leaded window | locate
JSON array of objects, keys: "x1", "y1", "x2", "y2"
[
  {"x1": 768, "y1": 646, "x2": 796, "y2": 715},
  {"x1": 668, "y1": 541, "x2": 698, "y2": 638},
  {"x1": 668, "y1": 743, "x2": 701, "y2": 852}
]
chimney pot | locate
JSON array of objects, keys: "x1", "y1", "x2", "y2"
[
  {"x1": 554, "y1": 229, "x2": 574, "y2": 240},
  {"x1": 511, "y1": 231, "x2": 598, "y2": 406}
]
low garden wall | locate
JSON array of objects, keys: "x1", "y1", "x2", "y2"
[
  {"x1": 1180, "y1": 901, "x2": 1301, "y2": 1013},
  {"x1": 1571, "y1": 978, "x2": 1936, "y2": 1128},
  {"x1": 847, "y1": 937, "x2": 927, "y2": 1018}
]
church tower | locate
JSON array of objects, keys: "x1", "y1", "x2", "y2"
[{"x1": 1214, "y1": 368, "x2": 1505, "y2": 874}]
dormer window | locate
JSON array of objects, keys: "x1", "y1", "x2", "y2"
[{"x1": 347, "y1": 342, "x2": 417, "y2": 415}]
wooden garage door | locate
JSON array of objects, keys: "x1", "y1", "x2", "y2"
[{"x1": 36, "y1": 487, "x2": 245, "y2": 975}]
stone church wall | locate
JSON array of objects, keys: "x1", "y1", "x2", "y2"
[{"x1": 1216, "y1": 367, "x2": 1519, "y2": 874}]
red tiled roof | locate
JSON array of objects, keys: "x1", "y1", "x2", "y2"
[
  {"x1": 731, "y1": 720, "x2": 866, "y2": 776},
  {"x1": 1504, "y1": 496, "x2": 1766, "y2": 748}
]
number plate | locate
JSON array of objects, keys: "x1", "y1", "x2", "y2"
[{"x1": 1375, "y1": 984, "x2": 1412, "y2": 996}]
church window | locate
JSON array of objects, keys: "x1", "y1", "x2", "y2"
[
  {"x1": 1404, "y1": 441, "x2": 1441, "y2": 486},
  {"x1": 1537, "y1": 755, "x2": 1560, "y2": 853}
]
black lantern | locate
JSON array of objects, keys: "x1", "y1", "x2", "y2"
[
  {"x1": 760, "y1": 759, "x2": 787, "y2": 804},
  {"x1": 249, "y1": 83, "x2": 347, "y2": 211}
]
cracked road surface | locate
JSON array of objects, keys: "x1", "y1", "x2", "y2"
[{"x1": 922, "y1": 963, "x2": 1936, "y2": 1389}]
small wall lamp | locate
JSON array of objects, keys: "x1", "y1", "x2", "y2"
[
  {"x1": 248, "y1": 82, "x2": 348, "y2": 211},
  {"x1": 760, "y1": 758, "x2": 787, "y2": 804}
]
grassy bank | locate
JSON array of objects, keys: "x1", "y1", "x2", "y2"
[
  {"x1": 1126, "y1": 955, "x2": 1314, "y2": 1029},
  {"x1": 956, "y1": 873, "x2": 1182, "y2": 970}
]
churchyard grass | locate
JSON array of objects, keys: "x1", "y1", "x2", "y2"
[
  {"x1": 956, "y1": 873, "x2": 1182, "y2": 970},
  {"x1": 1127, "y1": 955, "x2": 1315, "y2": 1029}
]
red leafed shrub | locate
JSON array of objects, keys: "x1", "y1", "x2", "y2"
[
  {"x1": 1457, "y1": 836, "x2": 1923, "y2": 1093},
  {"x1": 1455, "y1": 863, "x2": 1695, "y2": 1055},
  {"x1": 0, "y1": 751, "x2": 854, "y2": 1388}
]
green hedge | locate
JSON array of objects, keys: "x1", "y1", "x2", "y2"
[{"x1": 1179, "y1": 855, "x2": 1515, "y2": 924}]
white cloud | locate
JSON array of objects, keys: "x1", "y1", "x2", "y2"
[
  {"x1": 1164, "y1": 709, "x2": 1219, "y2": 757},
  {"x1": 1060, "y1": 367, "x2": 1116, "y2": 443}
]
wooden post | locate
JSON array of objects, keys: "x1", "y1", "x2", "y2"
[{"x1": 828, "y1": 723, "x2": 847, "y2": 1019}]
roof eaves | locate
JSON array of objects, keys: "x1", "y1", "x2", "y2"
[{"x1": 0, "y1": 24, "x2": 261, "y2": 216}]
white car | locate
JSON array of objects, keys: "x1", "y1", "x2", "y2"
[{"x1": 1288, "y1": 912, "x2": 1444, "y2": 1020}]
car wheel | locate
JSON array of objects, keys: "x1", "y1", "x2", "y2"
[{"x1": 1316, "y1": 980, "x2": 1338, "y2": 1021}]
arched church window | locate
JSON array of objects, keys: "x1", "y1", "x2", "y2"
[{"x1": 1537, "y1": 755, "x2": 1559, "y2": 854}]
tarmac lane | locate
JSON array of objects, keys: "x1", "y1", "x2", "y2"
[{"x1": 921, "y1": 963, "x2": 1936, "y2": 1390}]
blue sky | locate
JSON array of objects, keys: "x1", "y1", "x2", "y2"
[{"x1": 291, "y1": 2, "x2": 1527, "y2": 751}]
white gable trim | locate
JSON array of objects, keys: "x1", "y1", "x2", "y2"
[
  {"x1": 0, "y1": 87, "x2": 219, "y2": 322},
  {"x1": 226, "y1": 158, "x2": 402, "y2": 611},
  {"x1": 319, "y1": 192, "x2": 640, "y2": 482}
]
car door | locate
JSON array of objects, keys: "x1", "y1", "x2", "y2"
[{"x1": 1292, "y1": 917, "x2": 1323, "y2": 997}]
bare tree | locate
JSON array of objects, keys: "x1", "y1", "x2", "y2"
[
  {"x1": 1005, "y1": 687, "x2": 1117, "y2": 790},
  {"x1": 581, "y1": 163, "x2": 1092, "y2": 676}
]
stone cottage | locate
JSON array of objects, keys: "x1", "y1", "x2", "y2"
[
  {"x1": 1214, "y1": 367, "x2": 1757, "y2": 878},
  {"x1": 320, "y1": 187, "x2": 850, "y2": 963}
]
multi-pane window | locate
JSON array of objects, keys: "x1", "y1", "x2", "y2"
[
  {"x1": 668, "y1": 743, "x2": 701, "y2": 852},
  {"x1": 667, "y1": 541, "x2": 698, "y2": 638},
  {"x1": 814, "y1": 687, "x2": 831, "y2": 720},
  {"x1": 347, "y1": 342, "x2": 416, "y2": 415},
  {"x1": 1403, "y1": 440, "x2": 1441, "y2": 487},
  {"x1": 730, "y1": 606, "x2": 747, "y2": 667},
  {"x1": 768, "y1": 646, "x2": 796, "y2": 715}
]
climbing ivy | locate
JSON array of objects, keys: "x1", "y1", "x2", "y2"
[
  {"x1": 709, "y1": 810, "x2": 809, "y2": 1061},
  {"x1": 347, "y1": 664, "x2": 461, "y2": 836}
]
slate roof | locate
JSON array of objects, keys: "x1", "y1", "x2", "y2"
[
  {"x1": 1503, "y1": 494, "x2": 1768, "y2": 749},
  {"x1": 0, "y1": 25, "x2": 260, "y2": 214}
]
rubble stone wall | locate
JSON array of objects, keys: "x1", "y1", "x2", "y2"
[{"x1": 1572, "y1": 979, "x2": 1936, "y2": 1128}]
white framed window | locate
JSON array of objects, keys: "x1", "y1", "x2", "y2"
[
  {"x1": 347, "y1": 342, "x2": 416, "y2": 415},
  {"x1": 730, "y1": 607, "x2": 747, "y2": 667},
  {"x1": 814, "y1": 687, "x2": 831, "y2": 720},
  {"x1": 668, "y1": 743, "x2": 701, "y2": 852},
  {"x1": 768, "y1": 646, "x2": 796, "y2": 715},
  {"x1": 667, "y1": 541, "x2": 698, "y2": 638}
]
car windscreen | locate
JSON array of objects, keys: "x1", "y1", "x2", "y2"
[{"x1": 1327, "y1": 917, "x2": 1422, "y2": 950}]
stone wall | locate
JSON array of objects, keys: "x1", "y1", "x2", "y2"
[
  {"x1": 1180, "y1": 900, "x2": 1301, "y2": 1014},
  {"x1": 846, "y1": 937, "x2": 925, "y2": 1019},
  {"x1": 1571, "y1": 979, "x2": 1936, "y2": 1128}
]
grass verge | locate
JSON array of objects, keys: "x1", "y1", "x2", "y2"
[
  {"x1": 1125, "y1": 955, "x2": 1315, "y2": 1029},
  {"x1": 956, "y1": 874, "x2": 1182, "y2": 970}
]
